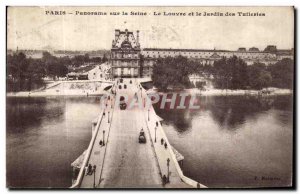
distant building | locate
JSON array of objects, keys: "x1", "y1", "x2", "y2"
[
  {"x1": 141, "y1": 45, "x2": 294, "y2": 67},
  {"x1": 249, "y1": 47, "x2": 259, "y2": 52},
  {"x1": 67, "y1": 72, "x2": 78, "y2": 80},
  {"x1": 109, "y1": 29, "x2": 294, "y2": 78},
  {"x1": 110, "y1": 29, "x2": 141, "y2": 78},
  {"x1": 264, "y1": 45, "x2": 277, "y2": 53},
  {"x1": 237, "y1": 47, "x2": 247, "y2": 52}
]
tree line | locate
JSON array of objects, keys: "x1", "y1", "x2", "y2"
[
  {"x1": 152, "y1": 55, "x2": 294, "y2": 91},
  {"x1": 7, "y1": 51, "x2": 108, "y2": 92}
]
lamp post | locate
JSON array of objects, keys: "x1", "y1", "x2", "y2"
[
  {"x1": 93, "y1": 165, "x2": 97, "y2": 188},
  {"x1": 108, "y1": 111, "x2": 110, "y2": 123},
  {"x1": 154, "y1": 127, "x2": 157, "y2": 143},
  {"x1": 148, "y1": 109, "x2": 150, "y2": 121},
  {"x1": 103, "y1": 130, "x2": 105, "y2": 146},
  {"x1": 167, "y1": 158, "x2": 170, "y2": 183}
]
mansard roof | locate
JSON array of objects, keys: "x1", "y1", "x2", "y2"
[{"x1": 112, "y1": 29, "x2": 139, "y2": 51}]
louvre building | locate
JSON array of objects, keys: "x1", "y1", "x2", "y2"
[{"x1": 110, "y1": 29, "x2": 294, "y2": 78}]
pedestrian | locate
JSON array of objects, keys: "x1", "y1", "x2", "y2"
[
  {"x1": 88, "y1": 164, "x2": 92, "y2": 175},
  {"x1": 85, "y1": 163, "x2": 92, "y2": 176},
  {"x1": 85, "y1": 164, "x2": 89, "y2": 176},
  {"x1": 162, "y1": 175, "x2": 167, "y2": 185},
  {"x1": 164, "y1": 142, "x2": 168, "y2": 149},
  {"x1": 93, "y1": 165, "x2": 97, "y2": 174},
  {"x1": 161, "y1": 138, "x2": 164, "y2": 145}
]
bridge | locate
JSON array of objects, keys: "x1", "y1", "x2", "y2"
[{"x1": 70, "y1": 78, "x2": 207, "y2": 189}]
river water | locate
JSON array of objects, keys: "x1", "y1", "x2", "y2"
[
  {"x1": 6, "y1": 95, "x2": 293, "y2": 188},
  {"x1": 6, "y1": 97, "x2": 102, "y2": 188}
]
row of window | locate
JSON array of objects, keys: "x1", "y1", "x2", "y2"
[
  {"x1": 143, "y1": 53, "x2": 275, "y2": 59},
  {"x1": 112, "y1": 61, "x2": 139, "y2": 67},
  {"x1": 142, "y1": 51, "x2": 275, "y2": 57}
]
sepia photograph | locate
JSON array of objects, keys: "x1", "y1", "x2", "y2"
[{"x1": 6, "y1": 6, "x2": 294, "y2": 189}]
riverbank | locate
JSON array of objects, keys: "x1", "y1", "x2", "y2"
[
  {"x1": 147, "y1": 88, "x2": 293, "y2": 96},
  {"x1": 6, "y1": 90, "x2": 110, "y2": 97},
  {"x1": 7, "y1": 80, "x2": 113, "y2": 97}
]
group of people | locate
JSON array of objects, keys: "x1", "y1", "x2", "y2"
[
  {"x1": 85, "y1": 164, "x2": 96, "y2": 176},
  {"x1": 162, "y1": 174, "x2": 169, "y2": 185},
  {"x1": 160, "y1": 138, "x2": 168, "y2": 149},
  {"x1": 156, "y1": 123, "x2": 171, "y2": 186}
]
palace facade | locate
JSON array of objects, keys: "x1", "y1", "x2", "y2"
[
  {"x1": 110, "y1": 29, "x2": 141, "y2": 78},
  {"x1": 141, "y1": 47, "x2": 294, "y2": 66},
  {"x1": 110, "y1": 29, "x2": 294, "y2": 78}
]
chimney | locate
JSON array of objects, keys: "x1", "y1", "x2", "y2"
[
  {"x1": 136, "y1": 30, "x2": 139, "y2": 45},
  {"x1": 125, "y1": 29, "x2": 128, "y2": 41},
  {"x1": 115, "y1": 29, "x2": 120, "y2": 41}
]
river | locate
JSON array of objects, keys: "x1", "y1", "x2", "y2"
[
  {"x1": 153, "y1": 94, "x2": 293, "y2": 188},
  {"x1": 6, "y1": 94, "x2": 293, "y2": 188}
]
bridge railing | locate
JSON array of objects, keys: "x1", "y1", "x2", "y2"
[
  {"x1": 139, "y1": 83, "x2": 207, "y2": 188},
  {"x1": 70, "y1": 101, "x2": 107, "y2": 188},
  {"x1": 154, "y1": 109, "x2": 207, "y2": 188}
]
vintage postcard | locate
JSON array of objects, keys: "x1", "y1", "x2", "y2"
[{"x1": 6, "y1": 6, "x2": 294, "y2": 189}]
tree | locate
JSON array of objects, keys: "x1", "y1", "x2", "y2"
[
  {"x1": 195, "y1": 81, "x2": 205, "y2": 90},
  {"x1": 152, "y1": 56, "x2": 191, "y2": 91},
  {"x1": 7, "y1": 52, "x2": 30, "y2": 90},
  {"x1": 90, "y1": 57, "x2": 102, "y2": 63},
  {"x1": 102, "y1": 54, "x2": 108, "y2": 62},
  {"x1": 248, "y1": 63, "x2": 272, "y2": 90},
  {"x1": 212, "y1": 57, "x2": 231, "y2": 89},
  {"x1": 41, "y1": 52, "x2": 69, "y2": 80},
  {"x1": 84, "y1": 53, "x2": 90, "y2": 62},
  {"x1": 230, "y1": 56, "x2": 248, "y2": 89},
  {"x1": 269, "y1": 58, "x2": 294, "y2": 89},
  {"x1": 7, "y1": 52, "x2": 46, "y2": 91},
  {"x1": 26, "y1": 58, "x2": 46, "y2": 91},
  {"x1": 213, "y1": 56, "x2": 248, "y2": 89},
  {"x1": 60, "y1": 56, "x2": 72, "y2": 67}
]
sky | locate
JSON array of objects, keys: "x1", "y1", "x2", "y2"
[{"x1": 7, "y1": 6, "x2": 294, "y2": 51}]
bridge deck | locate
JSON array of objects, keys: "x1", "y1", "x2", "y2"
[
  {"x1": 99, "y1": 84, "x2": 162, "y2": 188},
  {"x1": 78, "y1": 78, "x2": 195, "y2": 188}
]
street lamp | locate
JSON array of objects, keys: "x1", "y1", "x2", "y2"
[
  {"x1": 167, "y1": 158, "x2": 170, "y2": 183},
  {"x1": 103, "y1": 130, "x2": 105, "y2": 146},
  {"x1": 93, "y1": 165, "x2": 97, "y2": 188},
  {"x1": 108, "y1": 111, "x2": 110, "y2": 123},
  {"x1": 148, "y1": 109, "x2": 150, "y2": 121},
  {"x1": 154, "y1": 127, "x2": 157, "y2": 143}
]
